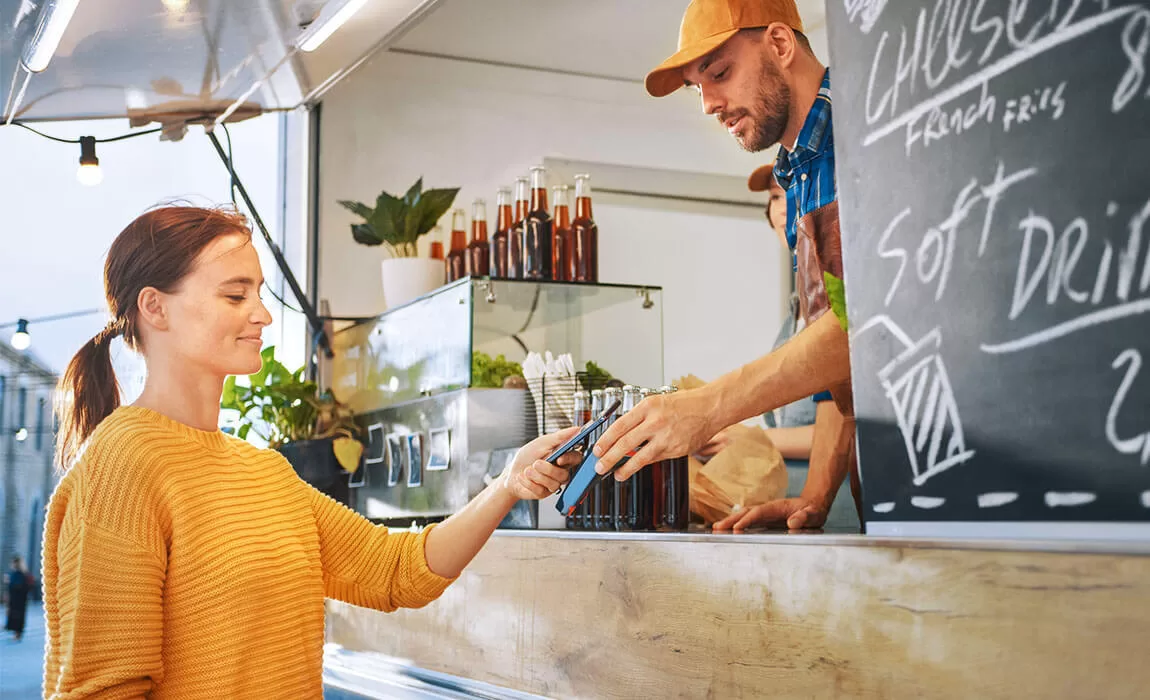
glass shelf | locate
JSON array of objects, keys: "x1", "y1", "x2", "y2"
[{"x1": 331, "y1": 277, "x2": 664, "y2": 414}]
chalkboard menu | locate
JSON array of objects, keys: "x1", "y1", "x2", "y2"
[{"x1": 826, "y1": 1, "x2": 1150, "y2": 537}]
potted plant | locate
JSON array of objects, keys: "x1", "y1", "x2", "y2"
[
  {"x1": 221, "y1": 346, "x2": 364, "y2": 504},
  {"x1": 339, "y1": 177, "x2": 460, "y2": 309}
]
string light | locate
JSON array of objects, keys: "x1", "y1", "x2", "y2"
[
  {"x1": 77, "y1": 136, "x2": 103, "y2": 186},
  {"x1": 10, "y1": 319, "x2": 31, "y2": 350}
]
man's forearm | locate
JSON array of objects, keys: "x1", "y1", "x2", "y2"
[
  {"x1": 707, "y1": 312, "x2": 851, "y2": 431},
  {"x1": 800, "y1": 400, "x2": 852, "y2": 511}
]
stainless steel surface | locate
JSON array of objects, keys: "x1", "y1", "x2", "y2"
[
  {"x1": 0, "y1": 0, "x2": 440, "y2": 123},
  {"x1": 353, "y1": 388, "x2": 528, "y2": 521},
  {"x1": 492, "y1": 527, "x2": 1150, "y2": 556},
  {"x1": 324, "y1": 644, "x2": 549, "y2": 700}
]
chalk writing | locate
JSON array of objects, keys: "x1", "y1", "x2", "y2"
[
  {"x1": 1114, "y1": 7, "x2": 1150, "y2": 111},
  {"x1": 864, "y1": 2, "x2": 1139, "y2": 147},
  {"x1": 911, "y1": 495, "x2": 947, "y2": 509},
  {"x1": 1045, "y1": 491, "x2": 1097, "y2": 507},
  {"x1": 1002, "y1": 80, "x2": 1067, "y2": 131},
  {"x1": 1107, "y1": 349, "x2": 1150, "y2": 465},
  {"x1": 844, "y1": 0, "x2": 888, "y2": 34},
  {"x1": 879, "y1": 160, "x2": 1037, "y2": 304},
  {"x1": 978, "y1": 492, "x2": 1019, "y2": 508},
  {"x1": 856, "y1": 316, "x2": 976, "y2": 486},
  {"x1": 983, "y1": 194, "x2": 1150, "y2": 353}
]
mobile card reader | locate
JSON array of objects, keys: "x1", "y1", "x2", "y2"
[{"x1": 551, "y1": 399, "x2": 621, "y2": 516}]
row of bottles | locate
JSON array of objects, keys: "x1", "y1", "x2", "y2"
[
  {"x1": 564, "y1": 385, "x2": 690, "y2": 532},
  {"x1": 433, "y1": 167, "x2": 599, "y2": 284}
]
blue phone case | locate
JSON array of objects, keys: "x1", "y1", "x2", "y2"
[{"x1": 555, "y1": 452, "x2": 608, "y2": 516}]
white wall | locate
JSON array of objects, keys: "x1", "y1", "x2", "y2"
[{"x1": 317, "y1": 50, "x2": 788, "y2": 383}]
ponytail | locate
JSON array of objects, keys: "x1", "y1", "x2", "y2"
[{"x1": 55, "y1": 318, "x2": 126, "y2": 470}]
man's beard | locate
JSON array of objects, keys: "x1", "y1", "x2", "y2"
[{"x1": 736, "y1": 58, "x2": 791, "y2": 153}]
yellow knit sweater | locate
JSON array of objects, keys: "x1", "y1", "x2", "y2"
[{"x1": 41, "y1": 406, "x2": 454, "y2": 699}]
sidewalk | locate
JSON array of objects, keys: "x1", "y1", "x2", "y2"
[{"x1": 2, "y1": 601, "x2": 45, "y2": 699}]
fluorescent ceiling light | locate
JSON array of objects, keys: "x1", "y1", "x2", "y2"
[
  {"x1": 21, "y1": 0, "x2": 81, "y2": 73},
  {"x1": 297, "y1": 0, "x2": 370, "y2": 52}
]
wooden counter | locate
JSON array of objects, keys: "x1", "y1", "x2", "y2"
[{"x1": 326, "y1": 530, "x2": 1150, "y2": 699}]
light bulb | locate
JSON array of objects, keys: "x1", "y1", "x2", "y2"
[
  {"x1": 162, "y1": 0, "x2": 190, "y2": 11},
  {"x1": 15, "y1": 428, "x2": 28, "y2": 442},
  {"x1": 77, "y1": 163, "x2": 103, "y2": 186},
  {"x1": 77, "y1": 136, "x2": 102, "y2": 186},
  {"x1": 10, "y1": 319, "x2": 30, "y2": 350}
]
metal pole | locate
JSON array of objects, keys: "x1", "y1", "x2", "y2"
[{"x1": 205, "y1": 128, "x2": 333, "y2": 358}]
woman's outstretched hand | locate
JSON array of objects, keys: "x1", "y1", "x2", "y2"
[{"x1": 501, "y1": 426, "x2": 582, "y2": 500}]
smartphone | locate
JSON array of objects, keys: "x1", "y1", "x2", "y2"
[{"x1": 543, "y1": 398, "x2": 621, "y2": 465}]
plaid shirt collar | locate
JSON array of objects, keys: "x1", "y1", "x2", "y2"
[{"x1": 773, "y1": 69, "x2": 832, "y2": 189}]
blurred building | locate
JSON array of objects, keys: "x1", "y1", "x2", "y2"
[{"x1": 1, "y1": 341, "x2": 58, "y2": 590}]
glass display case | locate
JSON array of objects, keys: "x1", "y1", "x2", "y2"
[{"x1": 328, "y1": 278, "x2": 664, "y2": 525}]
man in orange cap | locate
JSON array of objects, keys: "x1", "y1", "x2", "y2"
[{"x1": 595, "y1": 0, "x2": 859, "y2": 530}]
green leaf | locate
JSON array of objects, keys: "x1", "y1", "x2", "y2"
[
  {"x1": 250, "y1": 346, "x2": 275, "y2": 386},
  {"x1": 221, "y1": 375, "x2": 238, "y2": 409},
  {"x1": 237, "y1": 423, "x2": 251, "y2": 440},
  {"x1": 410, "y1": 187, "x2": 459, "y2": 241},
  {"x1": 351, "y1": 223, "x2": 382, "y2": 246},
  {"x1": 338, "y1": 199, "x2": 374, "y2": 221},
  {"x1": 403, "y1": 178, "x2": 423, "y2": 208},
  {"x1": 370, "y1": 190, "x2": 406, "y2": 245},
  {"x1": 823, "y1": 272, "x2": 849, "y2": 332}
]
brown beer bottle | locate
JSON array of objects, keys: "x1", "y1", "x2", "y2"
[
  {"x1": 522, "y1": 166, "x2": 553, "y2": 280},
  {"x1": 551, "y1": 184, "x2": 572, "y2": 282},
  {"x1": 508, "y1": 177, "x2": 529, "y2": 279},
  {"x1": 570, "y1": 173, "x2": 598, "y2": 282},
  {"x1": 428, "y1": 225, "x2": 445, "y2": 261},
  {"x1": 615, "y1": 386, "x2": 654, "y2": 531},
  {"x1": 490, "y1": 188, "x2": 513, "y2": 278},
  {"x1": 659, "y1": 386, "x2": 690, "y2": 531},
  {"x1": 580, "y1": 389, "x2": 606, "y2": 530},
  {"x1": 446, "y1": 208, "x2": 468, "y2": 282},
  {"x1": 467, "y1": 198, "x2": 490, "y2": 277},
  {"x1": 595, "y1": 387, "x2": 622, "y2": 530}
]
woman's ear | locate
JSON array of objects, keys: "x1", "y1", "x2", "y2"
[{"x1": 136, "y1": 287, "x2": 169, "y2": 332}]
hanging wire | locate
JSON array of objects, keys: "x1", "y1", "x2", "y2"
[
  {"x1": 219, "y1": 121, "x2": 303, "y2": 316},
  {"x1": 11, "y1": 121, "x2": 163, "y2": 144}
]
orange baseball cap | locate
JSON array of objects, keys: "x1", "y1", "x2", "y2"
[
  {"x1": 645, "y1": 0, "x2": 805, "y2": 98},
  {"x1": 748, "y1": 164, "x2": 782, "y2": 192}
]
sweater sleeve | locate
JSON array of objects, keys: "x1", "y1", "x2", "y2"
[
  {"x1": 307, "y1": 487, "x2": 455, "y2": 611},
  {"x1": 45, "y1": 517, "x2": 166, "y2": 700}
]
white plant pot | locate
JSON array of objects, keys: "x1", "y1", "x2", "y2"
[{"x1": 381, "y1": 257, "x2": 445, "y2": 309}]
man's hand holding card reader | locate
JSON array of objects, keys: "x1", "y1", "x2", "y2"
[{"x1": 553, "y1": 399, "x2": 621, "y2": 516}]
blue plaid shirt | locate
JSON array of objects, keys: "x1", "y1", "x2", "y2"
[
  {"x1": 774, "y1": 68, "x2": 836, "y2": 404},
  {"x1": 774, "y1": 68, "x2": 835, "y2": 251}
]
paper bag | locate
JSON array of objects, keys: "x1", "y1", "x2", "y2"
[{"x1": 672, "y1": 375, "x2": 788, "y2": 524}]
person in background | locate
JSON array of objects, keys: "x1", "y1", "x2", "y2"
[
  {"x1": 41, "y1": 205, "x2": 580, "y2": 699},
  {"x1": 596, "y1": 0, "x2": 860, "y2": 531},
  {"x1": 703, "y1": 166, "x2": 859, "y2": 531},
  {"x1": 5, "y1": 555, "x2": 32, "y2": 642},
  {"x1": 698, "y1": 166, "x2": 817, "y2": 465}
]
